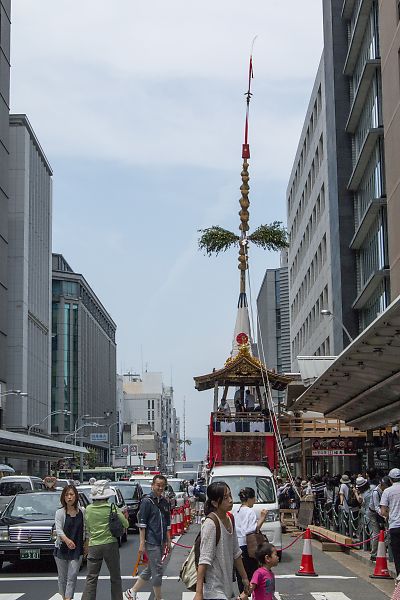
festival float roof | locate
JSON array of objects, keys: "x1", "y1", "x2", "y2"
[{"x1": 194, "y1": 344, "x2": 290, "y2": 392}]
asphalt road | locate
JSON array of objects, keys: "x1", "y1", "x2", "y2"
[{"x1": 0, "y1": 527, "x2": 396, "y2": 599}]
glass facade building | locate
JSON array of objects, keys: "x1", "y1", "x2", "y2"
[
  {"x1": 51, "y1": 254, "x2": 117, "y2": 462},
  {"x1": 344, "y1": 0, "x2": 390, "y2": 329}
]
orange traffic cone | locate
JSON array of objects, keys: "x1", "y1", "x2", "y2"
[
  {"x1": 370, "y1": 530, "x2": 392, "y2": 579},
  {"x1": 296, "y1": 528, "x2": 318, "y2": 577},
  {"x1": 171, "y1": 509, "x2": 177, "y2": 537},
  {"x1": 177, "y1": 507, "x2": 183, "y2": 535}
]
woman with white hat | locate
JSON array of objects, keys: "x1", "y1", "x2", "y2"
[{"x1": 82, "y1": 480, "x2": 129, "y2": 600}]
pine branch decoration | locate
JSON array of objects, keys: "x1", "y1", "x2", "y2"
[
  {"x1": 247, "y1": 222, "x2": 288, "y2": 251},
  {"x1": 198, "y1": 226, "x2": 239, "y2": 256}
]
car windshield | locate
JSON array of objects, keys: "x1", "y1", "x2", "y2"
[
  {"x1": 176, "y1": 472, "x2": 198, "y2": 481},
  {"x1": 3, "y1": 493, "x2": 61, "y2": 521},
  {"x1": 0, "y1": 481, "x2": 32, "y2": 496},
  {"x1": 211, "y1": 476, "x2": 276, "y2": 504},
  {"x1": 169, "y1": 481, "x2": 184, "y2": 492},
  {"x1": 114, "y1": 484, "x2": 139, "y2": 501},
  {"x1": 131, "y1": 478, "x2": 152, "y2": 486},
  {"x1": 141, "y1": 484, "x2": 152, "y2": 496}
]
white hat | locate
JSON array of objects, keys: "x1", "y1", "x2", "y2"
[
  {"x1": 355, "y1": 476, "x2": 368, "y2": 489},
  {"x1": 91, "y1": 480, "x2": 114, "y2": 500},
  {"x1": 389, "y1": 468, "x2": 400, "y2": 480}
]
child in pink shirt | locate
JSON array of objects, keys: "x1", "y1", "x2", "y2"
[{"x1": 247, "y1": 542, "x2": 279, "y2": 600}]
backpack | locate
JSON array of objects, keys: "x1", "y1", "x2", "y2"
[
  {"x1": 180, "y1": 512, "x2": 234, "y2": 592},
  {"x1": 346, "y1": 484, "x2": 360, "y2": 509},
  {"x1": 109, "y1": 504, "x2": 125, "y2": 538}
]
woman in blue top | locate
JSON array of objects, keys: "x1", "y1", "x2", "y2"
[{"x1": 55, "y1": 485, "x2": 86, "y2": 600}]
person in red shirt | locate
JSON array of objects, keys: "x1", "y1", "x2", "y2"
[{"x1": 247, "y1": 542, "x2": 279, "y2": 600}]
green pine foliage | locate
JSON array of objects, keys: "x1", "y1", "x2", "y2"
[
  {"x1": 198, "y1": 222, "x2": 288, "y2": 256},
  {"x1": 198, "y1": 226, "x2": 240, "y2": 256},
  {"x1": 247, "y1": 222, "x2": 288, "y2": 251}
]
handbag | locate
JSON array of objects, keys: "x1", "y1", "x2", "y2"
[
  {"x1": 246, "y1": 531, "x2": 268, "y2": 558},
  {"x1": 109, "y1": 503, "x2": 125, "y2": 538},
  {"x1": 180, "y1": 543, "x2": 198, "y2": 591}
]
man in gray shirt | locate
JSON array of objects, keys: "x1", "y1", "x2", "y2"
[{"x1": 380, "y1": 468, "x2": 400, "y2": 575}]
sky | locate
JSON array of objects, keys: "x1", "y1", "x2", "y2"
[{"x1": 10, "y1": 1, "x2": 324, "y2": 448}]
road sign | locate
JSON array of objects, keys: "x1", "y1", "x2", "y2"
[
  {"x1": 90, "y1": 432, "x2": 108, "y2": 442},
  {"x1": 121, "y1": 444, "x2": 129, "y2": 456},
  {"x1": 129, "y1": 444, "x2": 138, "y2": 456}
]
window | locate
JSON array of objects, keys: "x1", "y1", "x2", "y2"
[{"x1": 212, "y1": 475, "x2": 275, "y2": 503}]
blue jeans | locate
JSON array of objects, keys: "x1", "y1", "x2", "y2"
[{"x1": 55, "y1": 556, "x2": 82, "y2": 598}]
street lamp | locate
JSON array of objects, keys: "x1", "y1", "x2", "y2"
[
  {"x1": 28, "y1": 409, "x2": 71, "y2": 435},
  {"x1": 0, "y1": 389, "x2": 28, "y2": 398},
  {"x1": 108, "y1": 421, "x2": 120, "y2": 467},
  {"x1": 321, "y1": 309, "x2": 354, "y2": 345},
  {"x1": 64, "y1": 422, "x2": 101, "y2": 443}
]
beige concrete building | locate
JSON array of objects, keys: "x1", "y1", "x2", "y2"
[{"x1": 379, "y1": 1, "x2": 400, "y2": 298}]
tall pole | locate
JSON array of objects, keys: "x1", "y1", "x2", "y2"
[
  {"x1": 183, "y1": 396, "x2": 186, "y2": 461},
  {"x1": 237, "y1": 46, "x2": 254, "y2": 296},
  {"x1": 79, "y1": 437, "x2": 84, "y2": 484}
]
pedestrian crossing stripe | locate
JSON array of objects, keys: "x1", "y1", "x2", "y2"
[
  {"x1": 0, "y1": 595, "x2": 24, "y2": 600},
  {"x1": 48, "y1": 596, "x2": 82, "y2": 600},
  {"x1": 47, "y1": 593, "x2": 82, "y2": 600},
  {"x1": 312, "y1": 595, "x2": 351, "y2": 599}
]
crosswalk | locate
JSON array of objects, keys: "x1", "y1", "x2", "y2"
[{"x1": 0, "y1": 593, "x2": 354, "y2": 600}]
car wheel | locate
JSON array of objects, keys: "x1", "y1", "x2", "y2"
[{"x1": 0, "y1": 558, "x2": 3, "y2": 570}]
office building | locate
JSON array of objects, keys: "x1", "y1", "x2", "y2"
[
  {"x1": 287, "y1": 0, "x2": 390, "y2": 370},
  {"x1": 257, "y1": 250, "x2": 291, "y2": 406},
  {"x1": 51, "y1": 254, "x2": 117, "y2": 462},
  {"x1": 0, "y1": 1, "x2": 11, "y2": 404},
  {"x1": 5, "y1": 115, "x2": 52, "y2": 433},
  {"x1": 123, "y1": 371, "x2": 178, "y2": 470},
  {"x1": 379, "y1": 0, "x2": 400, "y2": 298}
]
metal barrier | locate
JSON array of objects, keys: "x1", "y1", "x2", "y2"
[{"x1": 313, "y1": 503, "x2": 373, "y2": 549}]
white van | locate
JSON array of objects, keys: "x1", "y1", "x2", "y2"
[{"x1": 208, "y1": 464, "x2": 282, "y2": 558}]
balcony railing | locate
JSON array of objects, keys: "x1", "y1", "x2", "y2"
[
  {"x1": 279, "y1": 417, "x2": 366, "y2": 438},
  {"x1": 212, "y1": 411, "x2": 273, "y2": 434}
]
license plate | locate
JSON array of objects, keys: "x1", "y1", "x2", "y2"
[{"x1": 20, "y1": 548, "x2": 40, "y2": 559}]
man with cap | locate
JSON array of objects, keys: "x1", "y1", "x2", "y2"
[
  {"x1": 82, "y1": 480, "x2": 128, "y2": 600},
  {"x1": 380, "y1": 468, "x2": 400, "y2": 575}
]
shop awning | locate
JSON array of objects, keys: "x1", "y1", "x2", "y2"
[
  {"x1": 0, "y1": 429, "x2": 88, "y2": 460},
  {"x1": 292, "y1": 294, "x2": 400, "y2": 431}
]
